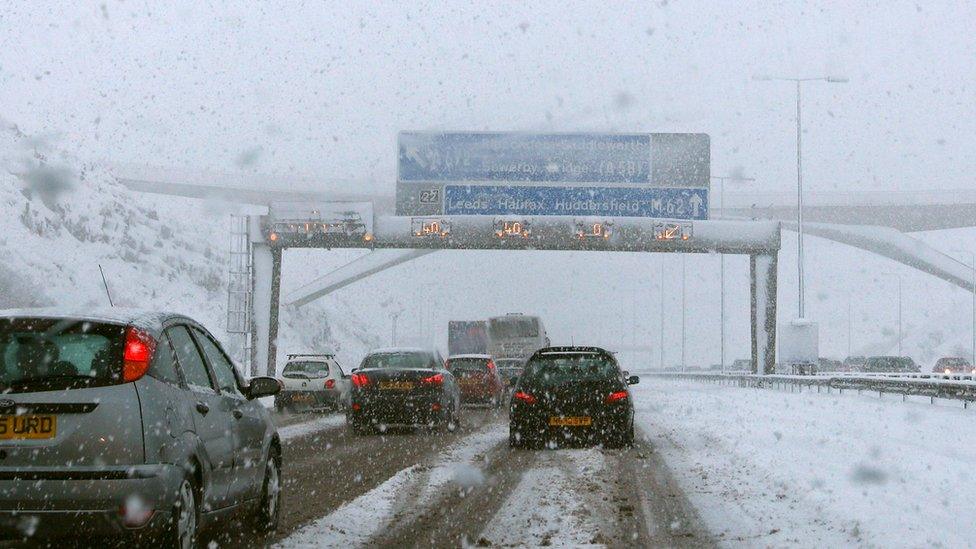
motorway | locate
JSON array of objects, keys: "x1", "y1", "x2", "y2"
[{"x1": 198, "y1": 408, "x2": 711, "y2": 548}]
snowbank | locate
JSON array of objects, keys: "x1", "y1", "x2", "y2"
[
  {"x1": 0, "y1": 118, "x2": 379, "y2": 370},
  {"x1": 634, "y1": 378, "x2": 976, "y2": 548}
]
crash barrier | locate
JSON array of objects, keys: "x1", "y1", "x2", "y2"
[{"x1": 641, "y1": 371, "x2": 976, "y2": 407}]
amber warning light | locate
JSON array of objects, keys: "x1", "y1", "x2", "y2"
[
  {"x1": 575, "y1": 221, "x2": 613, "y2": 240},
  {"x1": 494, "y1": 220, "x2": 531, "y2": 238},
  {"x1": 411, "y1": 218, "x2": 451, "y2": 238},
  {"x1": 654, "y1": 222, "x2": 693, "y2": 241}
]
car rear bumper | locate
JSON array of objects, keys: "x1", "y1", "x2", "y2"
[
  {"x1": 510, "y1": 409, "x2": 631, "y2": 444},
  {"x1": 0, "y1": 464, "x2": 182, "y2": 539},
  {"x1": 276, "y1": 390, "x2": 342, "y2": 408},
  {"x1": 350, "y1": 394, "x2": 447, "y2": 426}
]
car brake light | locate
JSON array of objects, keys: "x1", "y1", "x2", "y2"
[
  {"x1": 513, "y1": 391, "x2": 536, "y2": 404},
  {"x1": 605, "y1": 391, "x2": 628, "y2": 404},
  {"x1": 486, "y1": 360, "x2": 496, "y2": 370},
  {"x1": 123, "y1": 326, "x2": 156, "y2": 383},
  {"x1": 325, "y1": 379, "x2": 336, "y2": 389},
  {"x1": 422, "y1": 373, "x2": 444, "y2": 385},
  {"x1": 351, "y1": 373, "x2": 370, "y2": 387}
]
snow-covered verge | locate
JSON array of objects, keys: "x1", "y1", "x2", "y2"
[
  {"x1": 0, "y1": 118, "x2": 380, "y2": 370},
  {"x1": 634, "y1": 378, "x2": 976, "y2": 548}
]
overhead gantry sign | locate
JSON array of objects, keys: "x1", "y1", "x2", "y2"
[{"x1": 246, "y1": 211, "x2": 781, "y2": 377}]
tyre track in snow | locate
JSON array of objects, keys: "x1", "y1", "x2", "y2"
[
  {"x1": 367, "y1": 439, "x2": 538, "y2": 548},
  {"x1": 201, "y1": 409, "x2": 499, "y2": 548},
  {"x1": 375, "y1": 433, "x2": 713, "y2": 548}
]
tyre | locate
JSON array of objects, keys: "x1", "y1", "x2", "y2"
[
  {"x1": 254, "y1": 449, "x2": 282, "y2": 535},
  {"x1": 443, "y1": 406, "x2": 460, "y2": 433},
  {"x1": 167, "y1": 477, "x2": 198, "y2": 549},
  {"x1": 509, "y1": 428, "x2": 522, "y2": 448}
]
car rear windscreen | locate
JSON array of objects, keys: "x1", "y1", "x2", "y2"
[
  {"x1": 522, "y1": 353, "x2": 618, "y2": 385},
  {"x1": 0, "y1": 317, "x2": 125, "y2": 392},
  {"x1": 283, "y1": 360, "x2": 330, "y2": 377},
  {"x1": 362, "y1": 352, "x2": 431, "y2": 369},
  {"x1": 449, "y1": 358, "x2": 489, "y2": 375}
]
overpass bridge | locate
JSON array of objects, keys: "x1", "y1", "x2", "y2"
[{"x1": 114, "y1": 165, "x2": 976, "y2": 233}]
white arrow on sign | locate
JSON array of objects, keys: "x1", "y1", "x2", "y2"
[{"x1": 689, "y1": 192, "x2": 704, "y2": 217}]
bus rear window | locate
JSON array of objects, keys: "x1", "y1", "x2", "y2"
[{"x1": 489, "y1": 318, "x2": 539, "y2": 339}]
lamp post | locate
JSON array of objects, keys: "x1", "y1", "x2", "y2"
[
  {"x1": 951, "y1": 250, "x2": 976, "y2": 367},
  {"x1": 712, "y1": 174, "x2": 755, "y2": 371},
  {"x1": 753, "y1": 74, "x2": 848, "y2": 319},
  {"x1": 880, "y1": 273, "x2": 903, "y2": 356},
  {"x1": 391, "y1": 311, "x2": 400, "y2": 346}
]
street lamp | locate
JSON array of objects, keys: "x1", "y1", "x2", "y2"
[
  {"x1": 880, "y1": 273, "x2": 903, "y2": 356},
  {"x1": 753, "y1": 74, "x2": 848, "y2": 319},
  {"x1": 711, "y1": 174, "x2": 755, "y2": 371},
  {"x1": 951, "y1": 250, "x2": 976, "y2": 367}
]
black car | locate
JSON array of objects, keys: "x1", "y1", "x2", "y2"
[
  {"x1": 509, "y1": 347, "x2": 638, "y2": 449},
  {"x1": 347, "y1": 347, "x2": 461, "y2": 434}
]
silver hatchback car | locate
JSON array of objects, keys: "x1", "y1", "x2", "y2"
[{"x1": 0, "y1": 308, "x2": 282, "y2": 547}]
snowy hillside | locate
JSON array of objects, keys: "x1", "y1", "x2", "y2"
[{"x1": 0, "y1": 119, "x2": 381, "y2": 372}]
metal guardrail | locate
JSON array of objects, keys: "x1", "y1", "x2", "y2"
[{"x1": 641, "y1": 371, "x2": 976, "y2": 407}]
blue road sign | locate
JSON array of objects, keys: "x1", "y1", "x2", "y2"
[
  {"x1": 443, "y1": 185, "x2": 709, "y2": 220},
  {"x1": 399, "y1": 132, "x2": 652, "y2": 184}
]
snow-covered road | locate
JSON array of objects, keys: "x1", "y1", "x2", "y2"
[{"x1": 634, "y1": 378, "x2": 976, "y2": 548}]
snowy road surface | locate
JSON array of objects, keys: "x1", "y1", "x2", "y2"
[
  {"x1": 183, "y1": 378, "x2": 976, "y2": 548},
  {"x1": 195, "y1": 406, "x2": 707, "y2": 548}
]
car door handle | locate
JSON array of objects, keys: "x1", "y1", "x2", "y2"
[
  {"x1": 195, "y1": 402, "x2": 210, "y2": 415},
  {"x1": 232, "y1": 409, "x2": 243, "y2": 420}
]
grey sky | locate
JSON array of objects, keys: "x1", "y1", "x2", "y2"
[{"x1": 1, "y1": 1, "x2": 974, "y2": 195}]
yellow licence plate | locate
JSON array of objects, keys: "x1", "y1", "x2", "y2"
[
  {"x1": 379, "y1": 381, "x2": 415, "y2": 390},
  {"x1": 0, "y1": 415, "x2": 57, "y2": 440},
  {"x1": 549, "y1": 416, "x2": 592, "y2": 427}
]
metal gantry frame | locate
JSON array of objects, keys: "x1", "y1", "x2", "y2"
[
  {"x1": 245, "y1": 214, "x2": 783, "y2": 377},
  {"x1": 226, "y1": 214, "x2": 254, "y2": 374}
]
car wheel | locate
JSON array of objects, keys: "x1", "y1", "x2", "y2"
[
  {"x1": 445, "y1": 407, "x2": 460, "y2": 433},
  {"x1": 168, "y1": 478, "x2": 198, "y2": 549},
  {"x1": 509, "y1": 428, "x2": 522, "y2": 448},
  {"x1": 255, "y1": 449, "x2": 282, "y2": 534}
]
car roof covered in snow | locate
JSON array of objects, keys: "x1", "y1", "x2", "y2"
[
  {"x1": 366, "y1": 347, "x2": 435, "y2": 355},
  {"x1": 447, "y1": 354, "x2": 492, "y2": 360},
  {"x1": 0, "y1": 307, "x2": 187, "y2": 328}
]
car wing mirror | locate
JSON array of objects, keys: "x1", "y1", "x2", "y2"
[
  {"x1": 248, "y1": 376, "x2": 282, "y2": 399},
  {"x1": 627, "y1": 375, "x2": 640, "y2": 385}
]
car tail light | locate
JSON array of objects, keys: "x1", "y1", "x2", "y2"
[
  {"x1": 513, "y1": 391, "x2": 536, "y2": 404},
  {"x1": 351, "y1": 403, "x2": 361, "y2": 411},
  {"x1": 351, "y1": 373, "x2": 370, "y2": 387},
  {"x1": 422, "y1": 373, "x2": 444, "y2": 385},
  {"x1": 486, "y1": 360, "x2": 496, "y2": 370},
  {"x1": 325, "y1": 379, "x2": 336, "y2": 389},
  {"x1": 123, "y1": 326, "x2": 156, "y2": 383},
  {"x1": 605, "y1": 391, "x2": 628, "y2": 404},
  {"x1": 431, "y1": 403, "x2": 442, "y2": 411}
]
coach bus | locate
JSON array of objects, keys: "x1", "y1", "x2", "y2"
[{"x1": 486, "y1": 314, "x2": 549, "y2": 360}]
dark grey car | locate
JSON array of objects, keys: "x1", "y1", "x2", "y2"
[{"x1": 0, "y1": 308, "x2": 282, "y2": 547}]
